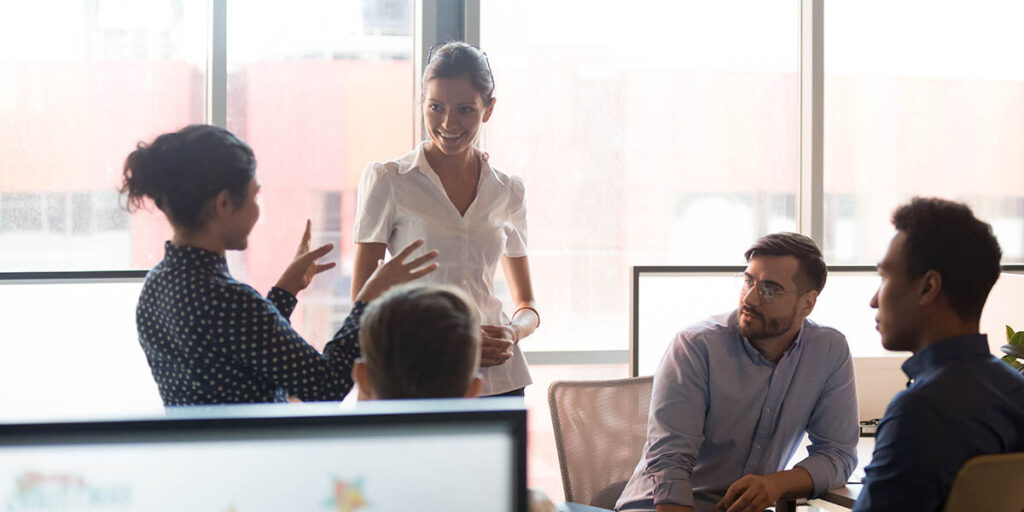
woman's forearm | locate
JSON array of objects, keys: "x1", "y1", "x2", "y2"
[{"x1": 351, "y1": 242, "x2": 387, "y2": 303}]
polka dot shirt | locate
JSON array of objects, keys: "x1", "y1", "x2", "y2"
[{"x1": 136, "y1": 242, "x2": 364, "y2": 406}]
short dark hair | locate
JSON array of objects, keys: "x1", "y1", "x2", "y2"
[
  {"x1": 744, "y1": 232, "x2": 827, "y2": 293},
  {"x1": 359, "y1": 284, "x2": 481, "y2": 399},
  {"x1": 892, "y1": 197, "x2": 1002, "y2": 320},
  {"x1": 422, "y1": 41, "x2": 495, "y2": 105},
  {"x1": 120, "y1": 124, "x2": 256, "y2": 232}
]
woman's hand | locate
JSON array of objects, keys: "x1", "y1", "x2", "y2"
[
  {"x1": 355, "y1": 239, "x2": 439, "y2": 303},
  {"x1": 275, "y1": 220, "x2": 336, "y2": 296},
  {"x1": 480, "y1": 325, "x2": 516, "y2": 367}
]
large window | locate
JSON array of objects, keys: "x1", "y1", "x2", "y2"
[
  {"x1": 0, "y1": 0, "x2": 206, "y2": 271},
  {"x1": 824, "y1": 0, "x2": 1024, "y2": 264},
  {"x1": 0, "y1": 0, "x2": 415, "y2": 413},
  {"x1": 481, "y1": 0, "x2": 800, "y2": 352},
  {"x1": 224, "y1": 0, "x2": 414, "y2": 342}
]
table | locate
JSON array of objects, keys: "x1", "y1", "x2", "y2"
[
  {"x1": 823, "y1": 484, "x2": 862, "y2": 509},
  {"x1": 557, "y1": 503, "x2": 613, "y2": 512}
]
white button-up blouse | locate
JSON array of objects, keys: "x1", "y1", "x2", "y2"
[{"x1": 352, "y1": 142, "x2": 532, "y2": 395}]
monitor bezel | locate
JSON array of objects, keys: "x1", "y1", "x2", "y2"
[{"x1": 0, "y1": 403, "x2": 527, "y2": 512}]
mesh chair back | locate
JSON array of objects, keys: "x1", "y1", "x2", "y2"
[
  {"x1": 548, "y1": 376, "x2": 654, "y2": 508},
  {"x1": 943, "y1": 452, "x2": 1024, "y2": 512}
]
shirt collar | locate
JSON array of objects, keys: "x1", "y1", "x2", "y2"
[
  {"x1": 902, "y1": 333, "x2": 990, "y2": 380},
  {"x1": 161, "y1": 241, "x2": 229, "y2": 273},
  {"x1": 401, "y1": 141, "x2": 506, "y2": 186}
]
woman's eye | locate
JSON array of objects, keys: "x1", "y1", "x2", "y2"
[
  {"x1": 459, "y1": 107, "x2": 475, "y2": 114},
  {"x1": 429, "y1": 104, "x2": 441, "y2": 111}
]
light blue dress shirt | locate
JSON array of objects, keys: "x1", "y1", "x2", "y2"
[{"x1": 616, "y1": 310, "x2": 858, "y2": 512}]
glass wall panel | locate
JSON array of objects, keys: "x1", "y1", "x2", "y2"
[
  {"x1": 0, "y1": 0, "x2": 207, "y2": 271},
  {"x1": 824, "y1": 0, "x2": 1024, "y2": 264},
  {"x1": 480, "y1": 0, "x2": 800, "y2": 351},
  {"x1": 226, "y1": 0, "x2": 414, "y2": 340}
]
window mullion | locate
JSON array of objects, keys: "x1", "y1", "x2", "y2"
[
  {"x1": 414, "y1": 0, "x2": 465, "y2": 142},
  {"x1": 208, "y1": 0, "x2": 227, "y2": 128},
  {"x1": 799, "y1": 0, "x2": 824, "y2": 243}
]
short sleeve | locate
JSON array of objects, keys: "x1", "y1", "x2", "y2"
[
  {"x1": 353, "y1": 162, "x2": 394, "y2": 244},
  {"x1": 503, "y1": 175, "x2": 528, "y2": 257}
]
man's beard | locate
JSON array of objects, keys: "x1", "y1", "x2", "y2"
[{"x1": 738, "y1": 304, "x2": 798, "y2": 340}]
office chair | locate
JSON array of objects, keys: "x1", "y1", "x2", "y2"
[
  {"x1": 548, "y1": 376, "x2": 654, "y2": 508},
  {"x1": 943, "y1": 452, "x2": 1024, "y2": 512}
]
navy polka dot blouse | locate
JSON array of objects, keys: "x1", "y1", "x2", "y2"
[{"x1": 136, "y1": 242, "x2": 363, "y2": 406}]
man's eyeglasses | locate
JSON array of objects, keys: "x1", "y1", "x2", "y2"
[{"x1": 735, "y1": 274, "x2": 800, "y2": 302}]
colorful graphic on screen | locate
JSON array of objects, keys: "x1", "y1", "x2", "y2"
[
  {"x1": 322, "y1": 476, "x2": 368, "y2": 512},
  {"x1": 6, "y1": 471, "x2": 132, "y2": 510}
]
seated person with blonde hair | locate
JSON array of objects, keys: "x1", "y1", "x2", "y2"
[{"x1": 353, "y1": 284, "x2": 483, "y2": 399}]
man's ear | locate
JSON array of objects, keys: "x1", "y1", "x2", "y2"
[
  {"x1": 465, "y1": 376, "x2": 483, "y2": 398},
  {"x1": 353, "y1": 361, "x2": 374, "y2": 401},
  {"x1": 798, "y1": 289, "x2": 819, "y2": 318},
  {"x1": 918, "y1": 270, "x2": 943, "y2": 305}
]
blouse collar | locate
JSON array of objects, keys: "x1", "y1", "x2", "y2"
[
  {"x1": 401, "y1": 141, "x2": 506, "y2": 186},
  {"x1": 161, "y1": 241, "x2": 229, "y2": 273}
]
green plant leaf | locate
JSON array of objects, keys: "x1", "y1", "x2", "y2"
[
  {"x1": 1012, "y1": 332, "x2": 1024, "y2": 346},
  {"x1": 1003, "y1": 355, "x2": 1017, "y2": 365},
  {"x1": 1008, "y1": 325, "x2": 1016, "y2": 343}
]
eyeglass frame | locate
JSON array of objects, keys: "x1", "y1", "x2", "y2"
[{"x1": 735, "y1": 272, "x2": 810, "y2": 303}]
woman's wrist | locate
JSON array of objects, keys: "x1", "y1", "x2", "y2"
[
  {"x1": 506, "y1": 324, "x2": 522, "y2": 344},
  {"x1": 511, "y1": 305, "x2": 540, "y2": 329}
]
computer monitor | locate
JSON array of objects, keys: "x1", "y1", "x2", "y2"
[
  {"x1": 0, "y1": 400, "x2": 527, "y2": 511},
  {"x1": 630, "y1": 265, "x2": 911, "y2": 420},
  {"x1": 630, "y1": 265, "x2": 893, "y2": 376},
  {"x1": 0, "y1": 274, "x2": 163, "y2": 419}
]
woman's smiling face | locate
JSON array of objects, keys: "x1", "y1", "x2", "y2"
[{"x1": 422, "y1": 76, "x2": 494, "y2": 156}]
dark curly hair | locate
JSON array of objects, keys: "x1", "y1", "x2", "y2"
[
  {"x1": 892, "y1": 197, "x2": 1002, "y2": 320},
  {"x1": 119, "y1": 125, "x2": 256, "y2": 231}
]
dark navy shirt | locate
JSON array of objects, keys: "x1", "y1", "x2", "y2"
[
  {"x1": 136, "y1": 242, "x2": 363, "y2": 405},
  {"x1": 854, "y1": 333, "x2": 1024, "y2": 512}
]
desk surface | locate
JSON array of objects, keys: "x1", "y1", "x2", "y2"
[{"x1": 557, "y1": 503, "x2": 613, "y2": 512}]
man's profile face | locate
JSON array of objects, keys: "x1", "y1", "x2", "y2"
[
  {"x1": 737, "y1": 255, "x2": 807, "y2": 341},
  {"x1": 870, "y1": 231, "x2": 923, "y2": 352}
]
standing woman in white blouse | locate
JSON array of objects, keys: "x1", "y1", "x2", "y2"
[{"x1": 351, "y1": 41, "x2": 539, "y2": 397}]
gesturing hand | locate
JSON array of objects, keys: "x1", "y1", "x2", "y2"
[
  {"x1": 480, "y1": 325, "x2": 515, "y2": 367},
  {"x1": 717, "y1": 474, "x2": 782, "y2": 512},
  {"x1": 275, "y1": 220, "x2": 336, "y2": 296},
  {"x1": 355, "y1": 239, "x2": 439, "y2": 303}
]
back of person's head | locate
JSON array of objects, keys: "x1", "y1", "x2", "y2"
[
  {"x1": 892, "y1": 197, "x2": 1002, "y2": 320},
  {"x1": 422, "y1": 41, "x2": 495, "y2": 105},
  {"x1": 119, "y1": 124, "x2": 256, "y2": 232},
  {"x1": 744, "y1": 232, "x2": 828, "y2": 293},
  {"x1": 356, "y1": 284, "x2": 482, "y2": 399}
]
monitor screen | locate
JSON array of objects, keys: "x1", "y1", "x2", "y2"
[
  {"x1": 0, "y1": 401, "x2": 526, "y2": 512},
  {"x1": 632, "y1": 267, "x2": 890, "y2": 377},
  {"x1": 0, "y1": 277, "x2": 163, "y2": 419}
]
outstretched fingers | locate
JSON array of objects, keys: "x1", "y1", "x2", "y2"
[
  {"x1": 295, "y1": 219, "x2": 313, "y2": 256},
  {"x1": 311, "y1": 261, "x2": 337, "y2": 276},
  {"x1": 403, "y1": 249, "x2": 438, "y2": 269},
  {"x1": 391, "y1": 238, "x2": 425, "y2": 262},
  {"x1": 304, "y1": 242, "x2": 334, "y2": 261}
]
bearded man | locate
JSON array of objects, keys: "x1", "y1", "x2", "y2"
[{"x1": 617, "y1": 233, "x2": 858, "y2": 512}]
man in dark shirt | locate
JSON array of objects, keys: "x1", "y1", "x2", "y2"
[{"x1": 854, "y1": 197, "x2": 1024, "y2": 511}]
